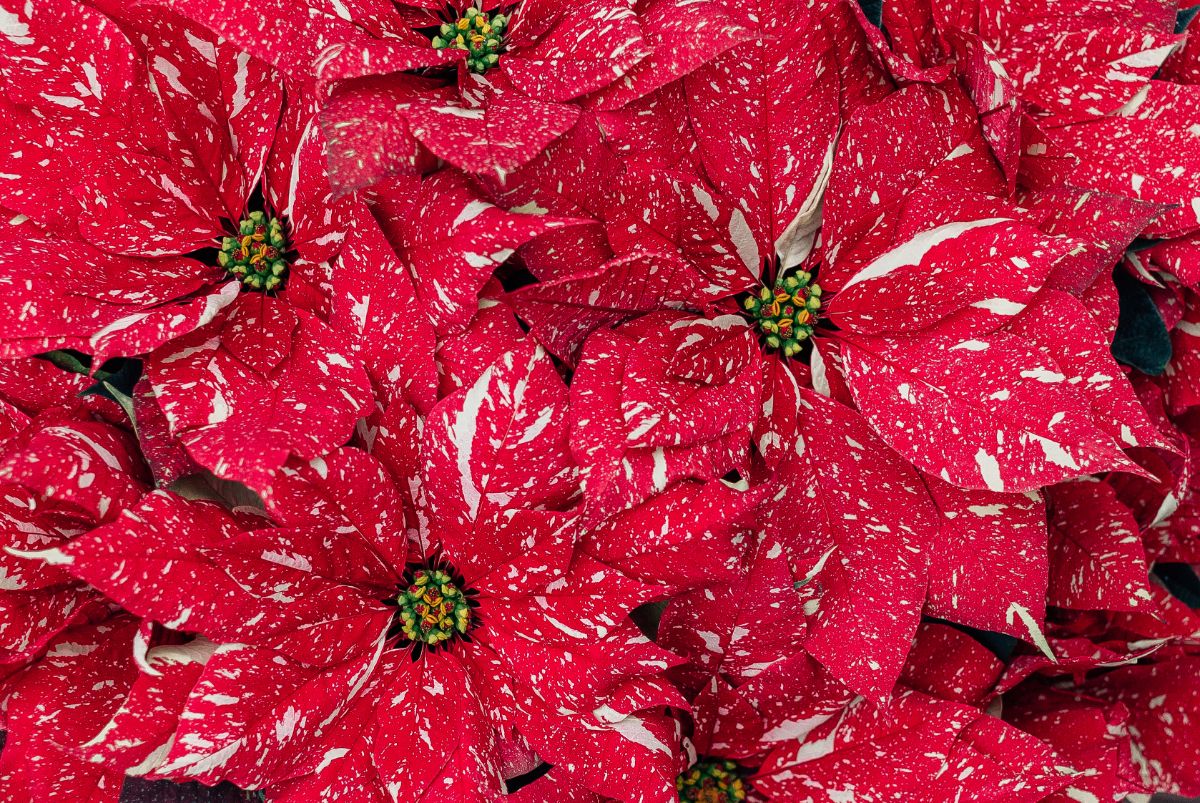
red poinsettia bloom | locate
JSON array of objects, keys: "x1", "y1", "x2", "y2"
[
  {"x1": 0, "y1": 365, "x2": 148, "y2": 696},
  {"x1": 161, "y1": 0, "x2": 755, "y2": 187},
  {"x1": 491, "y1": 55, "x2": 1169, "y2": 701},
  {"x1": 572, "y1": 357, "x2": 936, "y2": 707},
  {"x1": 657, "y1": 531, "x2": 853, "y2": 761},
  {"x1": 62, "y1": 344, "x2": 684, "y2": 800},
  {"x1": 506, "y1": 73, "x2": 1163, "y2": 492},
  {"x1": 872, "y1": 0, "x2": 1200, "y2": 233},
  {"x1": 0, "y1": 359, "x2": 209, "y2": 801},
  {"x1": 0, "y1": 0, "x2": 371, "y2": 487},
  {"x1": 0, "y1": 415, "x2": 143, "y2": 687},
  {"x1": 992, "y1": 578, "x2": 1200, "y2": 799}
]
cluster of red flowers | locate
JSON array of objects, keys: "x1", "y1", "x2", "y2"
[{"x1": 1, "y1": 0, "x2": 1199, "y2": 800}]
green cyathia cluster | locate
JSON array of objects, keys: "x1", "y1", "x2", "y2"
[
  {"x1": 742, "y1": 271, "x2": 822, "y2": 357},
  {"x1": 395, "y1": 568, "x2": 472, "y2": 645},
  {"x1": 432, "y1": 7, "x2": 508, "y2": 73},
  {"x1": 218, "y1": 211, "x2": 288, "y2": 292}
]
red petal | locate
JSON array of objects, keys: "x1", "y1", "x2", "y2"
[
  {"x1": 146, "y1": 295, "x2": 372, "y2": 489},
  {"x1": 923, "y1": 475, "x2": 1049, "y2": 636},
  {"x1": 569, "y1": 312, "x2": 761, "y2": 520},
  {"x1": 422, "y1": 342, "x2": 577, "y2": 582},
  {"x1": 503, "y1": 0, "x2": 650, "y2": 102},
  {"x1": 1047, "y1": 479, "x2": 1153, "y2": 612},
  {"x1": 841, "y1": 331, "x2": 1142, "y2": 492},
  {"x1": 769, "y1": 389, "x2": 937, "y2": 705},
  {"x1": 684, "y1": 0, "x2": 840, "y2": 258}
]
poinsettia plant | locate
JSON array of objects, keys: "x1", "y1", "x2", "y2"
[{"x1": 2, "y1": 0, "x2": 1200, "y2": 800}]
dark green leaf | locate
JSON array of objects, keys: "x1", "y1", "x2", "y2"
[
  {"x1": 1176, "y1": 5, "x2": 1199, "y2": 34},
  {"x1": 1153, "y1": 563, "x2": 1200, "y2": 609},
  {"x1": 36, "y1": 349, "x2": 92, "y2": 375},
  {"x1": 1111, "y1": 268, "x2": 1172, "y2": 376},
  {"x1": 857, "y1": 0, "x2": 883, "y2": 27}
]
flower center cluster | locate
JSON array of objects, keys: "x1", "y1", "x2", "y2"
[
  {"x1": 677, "y1": 760, "x2": 747, "y2": 803},
  {"x1": 219, "y1": 211, "x2": 288, "y2": 292},
  {"x1": 742, "y1": 271, "x2": 822, "y2": 357},
  {"x1": 432, "y1": 6, "x2": 508, "y2": 73},
  {"x1": 394, "y1": 568, "x2": 473, "y2": 646}
]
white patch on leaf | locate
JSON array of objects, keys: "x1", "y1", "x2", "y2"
[
  {"x1": 841, "y1": 219, "x2": 1009, "y2": 291},
  {"x1": 974, "y1": 449, "x2": 1004, "y2": 492}
]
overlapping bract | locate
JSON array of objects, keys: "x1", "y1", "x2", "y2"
[{"x1": 1, "y1": 0, "x2": 1200, "y2": 800}]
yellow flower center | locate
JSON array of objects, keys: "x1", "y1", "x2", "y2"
[
  {"x1": 677, "y1": 760, "x2": 747, "y2": 803},
  {"x1": 218, "y1": 211, "x2": 289, "y2": 292},
  {"x1": 742, "y1": 271, "x2": 822, "y2": 357},
  {"x1": 431, "y1": 6, "x2": 509, "y2": 73},
  {"x1": 394, "y1": 568, "x2": 472, "y2": 646}
]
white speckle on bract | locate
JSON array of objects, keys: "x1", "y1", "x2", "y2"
[
  {"x1": 274, "y1": 706, "x2": 301, "y2": 743},
  {"x1": 695, "y1": 630, "x2": 722, "y2": 652},
  {"x1": 0, "y1": 8, "x2": 32, "y2": 45},
  {"x1": 510, "y1": 200, "x2": 548, "y2": 215},
  {"x1": 690, "y1": 183, "x2": 720, "y2": 221},
  {"x1": 627, "y1": 412, "x2": 660, "y2": 442},
  {"x1": 971, "y1": 297, "x2": 1026, "y2": 315},
  {"x1": 452, "y1": 365, "x2": 491, "y2": 521},
  {"x1": 314, "y1": 748, "x2": 349, "y2": 775},
  {"x1": 152, "y1": 55, "x2": 188, "y2": 96},
  {"x1": 650, "y1": 447, "x2": 667, "y2": 491},
  {"x1": 207, "y1": 386, "x2": 231, "y2": 426},
  {"x1": 728, "y1": 207, "x2": 759, "y2": 273},
  {"x1": 946, "y1": 143, "x2": 974, "y2": 160},
  {"x1": 40, "y1": 93, "x2": 84, "y2": 108},
  {"x1": 1019, "y1": 368, "x2": 1066, "y2": 383},
  {"x1": 810, "y1": 342, "x2": 831, "y2": 398},
  {"x1": 157, "y1": 336, "x2": 221, "y2": 365},
  {"x1": 432, "y1": 105, "x2": 485, "y2": 120},
  {"x1": 787, "y1": 715, "x2": 843, "y2": 763},
  {"x1": 1007, "y1": 602, "x2": 1056, "y2": 662},
  {"x1": 5, "y1": 545, "x2": 74, "y2": 565},
  {"x1": 462, "y1": 251, "x2": 494, "y2": 268},
  {"x1": 260, "y1": 549, "x2": 313, "y2": 572},
  {"x1": 1029, "y1": 434, "x2": 1079, "y2": 470},
  {"x1": 841, "y1": 219, "x2": 1010, "y2": 291},
  {"x1": 453, "y1": 199, "x2": 491, "y2": 228},
  {"x1": 761, "y1": 713, "x2": 835, "y2": 743},
  {"x1": 201, "y1": 693, "x2": 240, "y2": 707},
  {"x1": 974, "y1": 449, "x2": 1004, "y2": 492},
  {"x1": 517, "y1": 405, "x2": 556, "y2": 445},
  {"x1": 230, "y1": 53, "x2": 252, "y2": 118},
  {"x1": 593, "y1": 706, "x2": 674, "y2": 756},
  {"x1": 541, "y1": 611, "x2": 589, "y2": 639},
  {"x1": 1063, "y1": 787, "x2": 1101, "y2": 803}
]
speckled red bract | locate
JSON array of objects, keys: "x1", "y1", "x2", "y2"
[{"x1": 2, "y1": 0, "x2": 1200, "y2": 801}]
